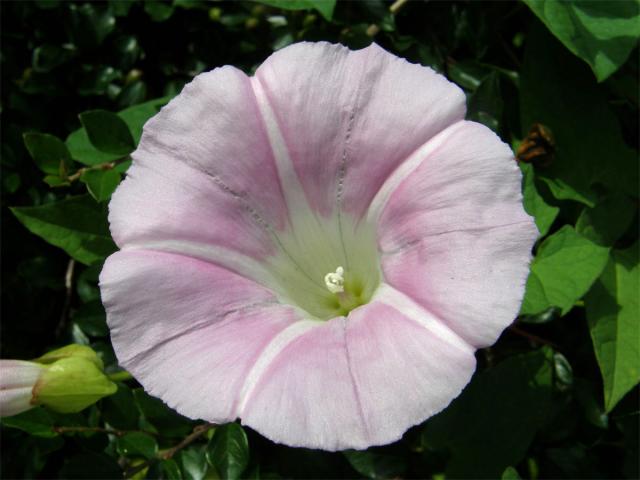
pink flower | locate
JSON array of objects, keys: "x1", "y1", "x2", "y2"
[{"x1": 100, "y1": 42, "x2": 537, "y2": 450}]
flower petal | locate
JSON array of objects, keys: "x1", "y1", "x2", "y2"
[
  {"x1": 100, "y1": 249, "x2": 303, "y2": 422},
  {"x1": 240, "y1": 317, "x2": 369, "y2": 450},
  {"x1": 376, "y1": 121, "x2": 538, "y2": 347},
  {"x1": 254, "y1": 42, "x2": 465, "y2": 218},
  {"x1": 0, "y1": 360, "x2": 44, "y2": 417},
  {"x1": 240, "y1": 284, "x2": 475, "y2": 450},
  {"x1": 110, "y1": 66, "x2": 289, "y2": 265}
]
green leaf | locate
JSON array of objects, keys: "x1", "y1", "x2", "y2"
[
  {"x1": 147, "y1": 458, "x2": 184, "y2": 480},
  {"x1": 520, "y1": 23, "x2": 639, "y2": 206},
  {"x1": 502, "y1": 466, "x2": 522, "y2": 480},
  {"x1": 66, "y1": 97, "x2": 170, "y2": 166},
  {"x1": 145, "y1": 0, "x2": 175, "y2": 21},
  {"x1": 102, "y1": 385, "x2": 139, "y2": 430},
  {"x1": 574, "y1": 378, "x2": 608, "y2": 429},
  {"x1": 73, "y1": 299, "x2": 109, "y2": 337},
  {"x1": 68, "y1": 3, "x2": 116, "y2": 49},
  {"x1": 576, "y1": 194, "x2": 636, "y2": 247},
  {"x1": 79, "y1": 110, "x2": 136, "y2": 155},
  {"x1": 343, "y1": 449, "x2": 407, "y2": 479},
  {"x1": 522, "y1": 0, "x2": 640, "y2": 81},
  {"x1": 520, "y1": 163, "x2": 559, "y2": 237},
  {"x1": 553, "y1": 352, "x2": 574, "y2": 390},
  {"x1": 80, "y1": 169, "x2": 121, "y2": 202},
  {"x1": 206, "y1": 423, "x2": 249, "y2": 480},
  {"x1": 253, "y1": 0, "x2": 336, "y2": 20},
  {"x1": 1, "y1": 407, "x2": 57, "y2": 438},
  {"x1": 521, "y1": 226, "x2": 610, "y2": 315},
  {"x1": 422, "y1": 348, "x2": 553, "y2": 478},
  {"x1": 178, "y1": 446, "x2": 208, "y2": 480},
  {"x1": 467, "y1": 71, "x2": 503, "y2": 132},
  {"x1": 448, "y1": 60, "x2": 492, "y2": 91},
  {"x1": 23, "y1": 132, "x2": 71, "y2": 175},
  {"x1": 133, "y1": 389, "x2": 194, "y2": 437},
  {"x1": 585, "y1": 243, "x2": 640, "y2": 412},
  {"x1": 161, "y1": 459, "x2": 183, "y2": 480},
  {"x1": 116, "y1": 432, "x2": 158, "y2": 459},
  {"x1": 43, "y1": 175, "x2": 70, "y2": 187},
  {"x1": 10, "y1": 195, "x2": 116, "y2": 265},
  {"x1": 32, "y1": 44, "x2": 75, "y2": 72}
]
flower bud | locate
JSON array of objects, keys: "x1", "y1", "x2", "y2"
[
  {"x1": 33, "y1": 344, "x2": 104, "y2": 370},
  {"x1": 0, "y1": 344, "x2": 117, "y2": 417},
  {"x1": 33, "y1": 356, "x2": 117, "y2": 413},
  {"x1": 0, "y1": 360, "x2": 46, "y2": 417}
]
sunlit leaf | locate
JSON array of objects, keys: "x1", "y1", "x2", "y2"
[
  {"x1": 523, "y1": 0, "x2": 640, "y2": 81},
  {"x1": 10, "y1": 195, "x2": 116, "y2": 265},
  {"x1": 521, "y1": 226, "x2": 609, "y2": 315},
  {"x1": 586, "y1": 243, "x2": 640, "y2": 412}
]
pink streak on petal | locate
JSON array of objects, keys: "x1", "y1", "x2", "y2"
[
  {"x1": 255, "y1": 42, "x2": 465, "y2": 219},
  {"x1": 378, "y1": 121, "x2": 538, "y2": 347},
  {"x1": 241, "y1": 299, "x2": 476, "y2": 450},
  {"x1": 110, "y1": 153, "x2": 276, "y2": 260},
  {"x1": 100, "y1": 249, "x2": 300, "y2": 423},
  {"x1": 240, "y1": 318, "x2": 370, "y2": 451},
  {"x1": 345, "y1": 301, "x2": 476, "y2": 446},
  {"x1": 110, "y1": 65, "x2": 287, "y2": 258}
]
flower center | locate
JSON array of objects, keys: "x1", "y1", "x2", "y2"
[
  {"x1": 265, "y1": 213, "x2": 381, "y2": 320},
  {"x1": 324, "y1": 266, "x2": 345, "y2": 293}
]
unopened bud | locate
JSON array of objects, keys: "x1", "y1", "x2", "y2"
[
  {"x1": 0, "y1": 360, "x2": 46, "y2": 417},
  {"x1": 34, "y1": 356, "x2": 117, "y2": 413},
  {"x1": 0, "y1": 344, "x2": 117, "y2": 417}
]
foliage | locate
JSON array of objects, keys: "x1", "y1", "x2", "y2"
[{"x1": 1, "y1": 0, "x2": 638, "y2": 478}]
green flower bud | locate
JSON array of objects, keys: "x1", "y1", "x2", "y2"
[
  {"x1": 0, "y1": 344, "x2": 117, "y2": 417},
  {"x1": 33, "y1": 344, "x2": 104, "y2": 370},
  {"x1": 33, "y1": 356, "x2": 117, "y2": 413}
]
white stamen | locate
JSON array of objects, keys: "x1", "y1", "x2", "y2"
[{"x1": 324, "y1": 266, "x2": 345, "y2": 294}]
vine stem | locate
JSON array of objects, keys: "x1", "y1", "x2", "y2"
[
  {"x1": 66, "y1": 155, "x2": 130, "y2": 183},
  {"x1": 508, "y1": 325, "x2": 559, "y2": 349},
  {"x1": 159, "y1": 423, "x2": 216, "y2": 460},
  {"x1": 108, "y1": 370, "x2": 134, "y2": 382},
  {"x1": 123, "y1": 423, "x2": 216, "y2": 479},
  {"x1": 55, "y1": 259, "x2": 76, "y2": 338},
  {"x1": 366, "y1": 0, "x2": 410, "y2": 37}
]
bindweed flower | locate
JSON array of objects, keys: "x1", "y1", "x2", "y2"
[
  {"x1": 0, "y1": 345, "x2": 117, "y2": 417},
  {"x1": 100, "y1": 42, "x2": 537, "y2": 450},
  {"x1": 0, "y1": 360, "x2": 46, "y2": 417}
]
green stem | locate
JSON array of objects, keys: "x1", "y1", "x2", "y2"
[{"x1": 108, "y1": 370, "x2": 133, "y2": 382}]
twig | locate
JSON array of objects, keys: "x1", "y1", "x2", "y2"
[
  {"x1": 66, "y1": 155, "x2": 131, "y2": 183},
  {"x1": 108, "y1": 370, "x2": 134, "y2": 382},
  {"x1": 389, "y1": 0, "x2": 410, "y2": 15},
  {"x1": 123, "y1": 423, "x2": 216, "y2": 478},
  {"x1": 159, "y1": 423, "x2": 216, "y2": 460},
  {"x1": 56, "y1": 259, "x2": 76, "y2": 337},
  {"x1": 508, "y1": 325, "x2": 559, "y2": 349},
  {"x1": 366, "y1": 0, "x2": 411, "y2": 37}
]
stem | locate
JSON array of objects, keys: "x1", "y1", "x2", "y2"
[
  {"x1": 66, "y1": 155, "x2": 130, "y2": 183},
  {"x1": 366, "y1": 0, "x2": 410, "y2": 37},
  {"x1": 108, "y1": 370, "x2": 134, "y2": 382},
  {"x1": 160, "y1": 423, "x2": 216, "y2": 460},
  {"x1": 123, "y1": 423, "x2": 216, "y2": 479},
  {"x1": 56, "y1": 259, "x2": 76, "y2": 338},
  {"x1": 389, "y1": 0, "x2": 409, "y2": 15},
  {"x1": 508, "y1": 325, "x2": 559, "y2": 349}
]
